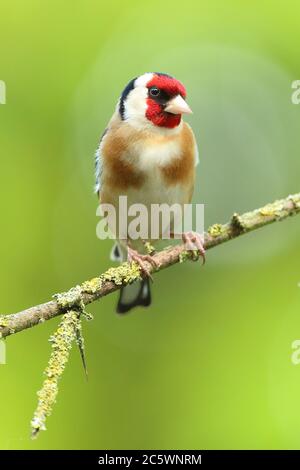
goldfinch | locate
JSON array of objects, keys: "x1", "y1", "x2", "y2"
[{"x1": 95, "y1": 72, "x2": 204, "y2": 313}]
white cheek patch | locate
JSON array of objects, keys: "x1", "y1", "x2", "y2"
[
  {"x1": 124, "y1": 87, "x2": 148, "y2": 119},
  {"x1": 123, "y1": 73, "x2": 155, "y2": 129}
]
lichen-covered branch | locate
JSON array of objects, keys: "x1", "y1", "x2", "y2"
[
  {"x1": 0, "y1": 192, "x2": 299, "y2": 340},
  {"x1": 31, "y1": 310, "x2": 81, "y2": 437},
  {"x1": 31, "y1": 286, "x2": 93, "y2": 438}
]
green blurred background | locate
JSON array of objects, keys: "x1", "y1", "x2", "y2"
[{"x1": 0, "y1": 0, "x2": 300, "y2": 450}]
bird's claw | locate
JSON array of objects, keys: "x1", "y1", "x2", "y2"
[
  {"x1": 182, "y1": 231, "x2": 206, "y2": 265},
  {"x1": 127, "y1": 247, "x2": 159, "y2": 280}
]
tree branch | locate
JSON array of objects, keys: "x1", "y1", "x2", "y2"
[{"x1": 1, "y1": 192, "x2": 299, "y2": 340}]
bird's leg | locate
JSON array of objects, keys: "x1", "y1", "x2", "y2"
[
  {"x1": 171, "y1": 231, "x2": 206, "y2": 264},
  {"x1": 182, "y1": 231, "x2": 206, "y2": 264},
  {"x1": 126, "y1": 242, "x2": 160, "y2": 279}
]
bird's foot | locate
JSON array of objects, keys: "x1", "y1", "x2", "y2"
[
  {"x1": 182, "y1": 231, "x2": 206, "y2": 265},
  {"x1": 127, "y1": 247, "x2": 159, "y2": 280}
]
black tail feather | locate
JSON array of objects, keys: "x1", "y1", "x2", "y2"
[{"x1": 117, "y1": 279, "x2": 151, "y2": 314}]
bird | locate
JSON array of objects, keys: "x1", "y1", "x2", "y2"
[{"x1": 95, "y1": 72, "x2": 204, "y2": 314}]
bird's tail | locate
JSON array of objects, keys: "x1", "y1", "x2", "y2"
[
  {"x1": 110, "y1": 242, "x2": 152, "y2": 314},
  {"x1": 117, "y1": 278, "x2": 151, "y2": 314}
]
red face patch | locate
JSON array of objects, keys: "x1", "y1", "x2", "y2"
[
  {"x1": 146, "y1": 74, "x2": 186, "y2": 99},
  {"x1": 145, "y1": 74, "x2": 187, "y2": 128},
  {"x1": 146, "y1": 99, "x2": 181, "y2": 128}
]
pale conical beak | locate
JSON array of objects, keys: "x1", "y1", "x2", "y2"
[{"x1": 164, "y1": 95, "x2": 193, "y2": 115}]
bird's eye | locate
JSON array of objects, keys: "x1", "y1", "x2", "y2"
[{"x1": 149, "y1": 87, "x2": 160, "y2": 97}]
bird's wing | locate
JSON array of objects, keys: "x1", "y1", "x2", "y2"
[{"x1": 94, "y1": 128, "x2": 108, "y2": 195}]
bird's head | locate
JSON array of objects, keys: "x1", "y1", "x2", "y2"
[{"x1": 118, "y1": 72, "x2": 192, "y2": 131}]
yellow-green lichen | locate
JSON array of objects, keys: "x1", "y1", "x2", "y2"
[
  {"x1": 102, "y1": 262, "x2": 142, "y2": 286},
  {"x1": 54, "y1": 285, "x2": 83, "y2": 311},
  {"x1": 179, "y1": 249, "x2": 201, "y2": 263},
  {"x1": 31, "y1": 310, "x2": 80, "y2": 438},
  {"x1": 82, "y1": 277, "x2": 102, "y2": 294},
  {"x1": 179, "y1": 250, "x2": 190, "y2": 263},
  {"x1": 259, "y1": 204, "x2": 278, "y2": 217},
  {"x1": 82, "y1": 263, "x2": 142, "y2": 296},
  {"x1": 259, "y1": 198, "x2": 294, "y2": 218},
  {"x1": 0, "y1": 315, "x2": 9, "y2": 328},
  {"x1": 208, "y1": 223, "x2": 225, "y2": 237},
  {"x1": 0, "y1": 316, "x2": 11, "y2": 339},
  {"x1": 258, "y1": 201, "x2": 285, "y2": 217},
  {"x1": 144, "y1": 242, "x2": 156, "y2": 255}
]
